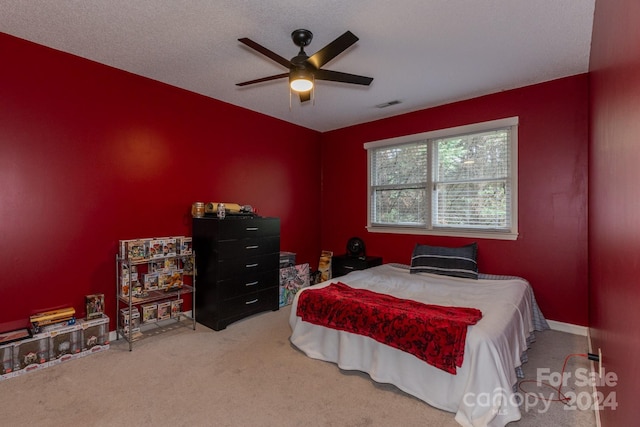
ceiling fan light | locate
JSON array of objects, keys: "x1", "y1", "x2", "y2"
[
  {"x1": 290, "y1": 78, "x2": 313, "y2": 92},
  {"x1": 289, "y1": 69, "x2": 314, "y2": 92}
]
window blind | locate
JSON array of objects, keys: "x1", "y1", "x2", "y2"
[
  {"x1": 365, "y1": 117, "x2": 518, "y2": 240},
  {"x1": 370, "y1": 142, "x2": 428, "y2": 225},
  {"x1": 433, "y1": 129, "x2": 511, "y2": 230}
]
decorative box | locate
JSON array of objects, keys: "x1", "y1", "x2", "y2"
[{"x1": 279, "y1": 263, "x2": 310, "y2": 307}]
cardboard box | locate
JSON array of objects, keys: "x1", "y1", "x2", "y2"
[
  {"x1": 141, "y1": 303, "x2": 158, "y2": 323},
  {"x1": 85, "y1": 293, "x2": 105, "y2": 320},
  {"x1": 119, "y1": 264, "x2": 138, "y2": 297},
  {"x1": 124, "y1": 239, "x2": 148, "y2": 261},
  {"x1": 157, "y1": 301, "x2": 172, "y2": 321},
  {"x1": 15, "y1": 334, "x2": 49, "y2": 370},
  {"x1": 80, "y1": 316, "x2": 109, "y2": 350},
  {"x1": 144, "y1": 273, "x2": 159, "y2": 291},
  {"x1": 163, "y1": 238, "x2": 177, "y2": 257},
  {"x1": 120, "y1": 308, "x2": 141, "y2": 334},
  {"x1": 318, "y1": 250, "x2": 333, "y2": 282},
  {"x1": 181, "y1": 256, "x2": 194, "y2": 275},
  {"x1": 171, "y1": 299, "x2": 183, "y2": 319},
  {"x1": 148, "y1": 239, "x2": 164, "y2": 259},
  {"x1": 0, "y1": 316, "x2": 110, "y2": 382},
  {"x1": 42, "y1": 322, "x2": 82, "y2": 359},
  {"x1": 1, "y1": 343, "x2": 14, "y2": 374},
  {"x1": 179, "y1": 237, "x2": 192, "y2": 255},
  {"x1": 164, "y1": 270, "x2": 183, "y2": 290}
]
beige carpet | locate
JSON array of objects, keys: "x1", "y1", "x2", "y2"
[{"x1": 1, "y1": 306, "x2": 597, "y2": 427}]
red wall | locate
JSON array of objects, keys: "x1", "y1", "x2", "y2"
[
  {"x1": 589, "y1": 0, "x2": 640, "y2": 425},
  {"x1": 320, "y1": 75, "x2": 589, "y2": 326},
  {"x1": 0, "y1": 31, "x2": 592, "y2": 333},
  {"x1": 0, "y1": 33, "x2": 322, "y2": 331}
]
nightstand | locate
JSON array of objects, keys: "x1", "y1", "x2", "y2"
[{"x1": 332, "y1": 254, "x2": 383, "y2": 277}]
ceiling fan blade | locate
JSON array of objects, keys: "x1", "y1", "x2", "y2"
[
  {"x1": 314, "y1": 69, "x2": 373, "y2": 86},
  {"x1": 236, "y1": 73, "x2": 289, "y2": 86},
  {"x1": 238, "y1": 38, "x2": 292, "y2": 69},
  {"x1": 298, "y1": 91, "x2": 311, "y2": 103},
  {"x1": 307, "y1": 31, "x2": 359, "y2": 69}
]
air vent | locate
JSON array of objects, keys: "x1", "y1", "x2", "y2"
[{"x1": 375, "y1": 100, "x2": 402, "y2": 108}]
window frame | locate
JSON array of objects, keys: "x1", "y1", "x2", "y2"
[{"x1": 364, "y1": 117, "x2": 519, "y2": 241}]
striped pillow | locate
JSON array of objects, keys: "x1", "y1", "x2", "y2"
[{"x1": 410, "y1": 243, "x2": 478, "y2": 279}]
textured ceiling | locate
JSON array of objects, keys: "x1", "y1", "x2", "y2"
[{"x1": 0, "y1": 1, "x2": 595, "y2": 132}]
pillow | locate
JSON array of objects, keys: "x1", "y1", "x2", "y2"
[{"x1": 410, "y1": 243, "x2": 478, "y2": 279}]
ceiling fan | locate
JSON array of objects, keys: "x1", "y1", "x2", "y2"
[{"x1": 236, "y1": 29, "x2": 373, "y2": 102}]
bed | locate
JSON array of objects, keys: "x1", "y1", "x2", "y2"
[{"x1": 289, "y1": 261, "x2": 548, "y2": 427}]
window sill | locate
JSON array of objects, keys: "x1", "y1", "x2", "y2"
[{"x1": 366, "y1": 226, "x2": 518, "y2": 241}]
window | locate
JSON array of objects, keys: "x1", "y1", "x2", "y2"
[{"x1": 365, "y1": 117, "x2": 518, "y2": 240}]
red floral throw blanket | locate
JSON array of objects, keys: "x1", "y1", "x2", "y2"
[{"x1": 296, "y1": 282, "x2": 482, "y2": 374}]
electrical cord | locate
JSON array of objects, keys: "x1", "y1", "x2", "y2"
[{"x1": 518, "y1": 353, "x2": 588, "y2": 405}]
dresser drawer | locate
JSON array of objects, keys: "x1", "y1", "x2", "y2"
[
  {"x1": 216, "y1": 235, "x2": 280, "y2": 259},
  {"x1": 216, "y1": 252, "x2": 279, "y2": 280},
  {"x1": 218, "y1": 269, "x2": 278, "y2": 300},
  {"x1": 216, "y1": 218, "x2": 280, "y2": 240},
  {"x1": 219, "y1": 288, "x2": 278, "y2": 319}
]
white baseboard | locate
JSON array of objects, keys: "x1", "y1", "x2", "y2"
[{"x1": 546, "y1": 319, "x2": 588, "y2": 336}]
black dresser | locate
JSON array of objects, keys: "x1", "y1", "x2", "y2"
[{"x1": 193, "y1": 217, "x2": 280, "y2": 331}]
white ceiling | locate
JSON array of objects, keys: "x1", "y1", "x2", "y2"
[{"x1": 0, "y1": 1, "x2": 595, "y2": 132}]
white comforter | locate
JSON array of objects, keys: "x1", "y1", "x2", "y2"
[{"x1": 289, "y1": 264, "x2": 542, "y2": 427}]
